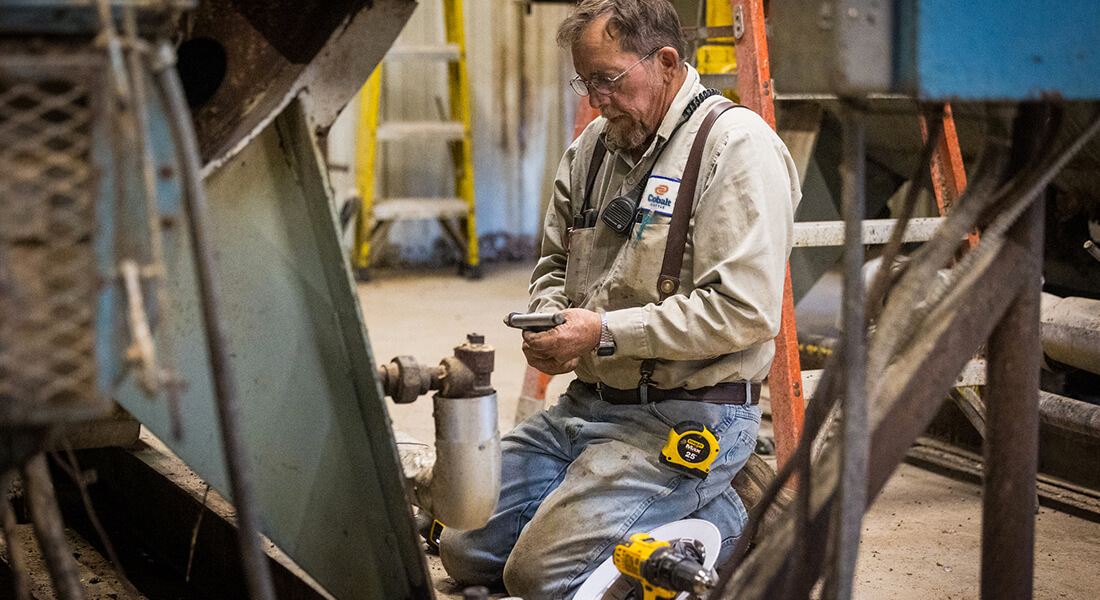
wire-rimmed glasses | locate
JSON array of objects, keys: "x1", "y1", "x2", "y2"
[{"x1": 569, "y1": 48, "x2": 659, "y2": 97}]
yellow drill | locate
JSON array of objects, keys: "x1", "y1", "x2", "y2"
[{"x1": 613, "y1": 532, "x2": 718, "y2": 600}]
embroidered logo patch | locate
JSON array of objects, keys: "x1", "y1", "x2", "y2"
[{"x1": 640, "y1": 175, "x2": 680, "y2": 216}]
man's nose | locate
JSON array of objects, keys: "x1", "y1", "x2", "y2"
[{"x1": 588, "y1": 92, "x2": 609, "y2": 110}]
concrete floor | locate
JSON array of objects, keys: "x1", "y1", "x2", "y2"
[{"x1": 358, "y1": 262, "x2": 1100, "y2": 600}]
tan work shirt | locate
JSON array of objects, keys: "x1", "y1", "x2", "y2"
[{"x1": 529, "y1": 65, "x2": 801, "y2": 390}]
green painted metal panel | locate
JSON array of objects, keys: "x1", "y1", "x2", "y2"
[{"x1": 113, "y1": 100, "x2": 431, "y2": 600}]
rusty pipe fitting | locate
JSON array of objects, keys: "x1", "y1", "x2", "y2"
[
  {"x1": 378, "y1": 333, "x2": 495, "y2": 402},
  {"x1": 382, "y1": 334, "x2": 501, "y2": 530},
  {"x1": 377, "y1": 356, "x2": 439, "y2": 404}
]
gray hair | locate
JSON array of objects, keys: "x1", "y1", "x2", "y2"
[{"x1": 556, "y1": 0, "x2": 686, "y2": 63}]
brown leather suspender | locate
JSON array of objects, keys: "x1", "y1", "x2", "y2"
[
  {"x1": 582, "y1": 139, "x2": 607, "y2": 215},
  {"x1": 640, "y1": 98, "x2": 737, "y2": 393},
  {"x1": 656, "y1": 98, "x2": 737, "y2": 301}
]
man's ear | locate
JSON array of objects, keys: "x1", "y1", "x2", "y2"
[{"x1": 655, "y1": 47, "x2": 681, "y2": 80}]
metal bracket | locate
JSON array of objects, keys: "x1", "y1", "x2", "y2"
[{"x1": 733, "y1": 5, "x2": 744, "y2": 40}]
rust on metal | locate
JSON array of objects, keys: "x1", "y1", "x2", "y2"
[
  {"x1": 921, "y1": 104, "x2": 979, "y2": 249},
  {"x1": 181, "y1": 0, "x2": 417, "y2": 169},
  {"x1": 379, "y1": 334, "x2": 496, "y2": 402}
]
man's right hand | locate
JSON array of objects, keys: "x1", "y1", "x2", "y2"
[{"x1": 522, "y1": 342, "x2": 580, "y2": 375}]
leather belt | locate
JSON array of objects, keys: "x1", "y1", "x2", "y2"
[{"x1": 588, "y1": 381, "x2": 761, "y2": 406}]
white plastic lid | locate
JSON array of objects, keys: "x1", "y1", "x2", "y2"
[{"x1": 572, "y1": 519, "x2": 722, "y2": 600}]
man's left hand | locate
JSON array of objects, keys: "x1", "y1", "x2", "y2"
[{"x1": 522, "y1": 308, "x2": 602, "y2": 364}]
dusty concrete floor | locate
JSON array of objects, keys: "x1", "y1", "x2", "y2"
[{"x1": 359, "y1": 262, "x2": 1100, "y2": 600}]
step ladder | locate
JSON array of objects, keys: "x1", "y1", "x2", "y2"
[{"x1": 352, "y1": 0, "x2": 480, "y2": 280}]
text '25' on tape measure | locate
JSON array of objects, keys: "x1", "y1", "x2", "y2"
[{"x1": 659, "y1": 421, "x2": 719, "y2": 479}]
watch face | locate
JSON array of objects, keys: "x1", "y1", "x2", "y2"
[{"x1": 597, "y1": 345, "x2": 615, "y2": 356}]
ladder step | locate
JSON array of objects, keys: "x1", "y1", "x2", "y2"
[
  {"x1": 386, "y1": 44, "x2": 461, "y2": 61},
  {"x1": 793, "y1": 218, "x2": 945, "y2": 247},
  {"x1": 374, "y1": 197, "x2": 470, "y2": 222},
  {"x1": 799, "y1": 358, "x2": 986, "y2": 400},
  {"x1": 377, "y1": 121, "x2": 466, "y2": 141}
]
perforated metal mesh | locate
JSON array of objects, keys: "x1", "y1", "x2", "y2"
[{"x1": 0, "y1": 56, "x2": 103, "y2": 426}]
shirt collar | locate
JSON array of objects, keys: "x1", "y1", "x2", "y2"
[{"x1": 653, "y1": 64, "x2": 705, "y2": 146}]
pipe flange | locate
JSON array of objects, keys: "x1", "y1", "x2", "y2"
[{"x1": 379, "y1": 355, "x2": 432, "y2": 404}]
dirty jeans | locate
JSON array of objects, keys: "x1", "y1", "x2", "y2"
[{"x1": 439, "y1": 379, "x2": 761, "y2": 600}]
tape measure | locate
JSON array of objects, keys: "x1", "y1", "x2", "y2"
[{"x1": 659, "y1": 421, "x2": 719, "y2": 479}]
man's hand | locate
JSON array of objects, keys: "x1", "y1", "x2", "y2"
[
  {"x1": 521, "y1": 308, "x2": 602, "y2": 374},
  {"x1": 521, "y1": 349, "x2": 579, "y2": 376}
]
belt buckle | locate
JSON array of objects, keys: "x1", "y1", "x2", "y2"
[{"x1": 744, "y1": 380, "x2": 751, "y2": 404}]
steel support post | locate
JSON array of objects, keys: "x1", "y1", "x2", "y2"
[
  {"x1": 828, "y1": 106, "x2": 868, "y2": 600},
  {"x1": 981, "y1": 197, "x2": 1043, "y2": 600}
]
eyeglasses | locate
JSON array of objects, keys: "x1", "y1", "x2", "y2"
[{"x1": 569, "y1": 48, "x2": 659, "y2": 97}]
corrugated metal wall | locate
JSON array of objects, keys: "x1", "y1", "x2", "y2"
[{"x1": 328, "y1": 0, "x2": 575, "y2": 265}]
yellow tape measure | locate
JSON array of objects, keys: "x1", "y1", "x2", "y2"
[{"x1": 659, "y1": 421, "x2": 719, "y2": 478}]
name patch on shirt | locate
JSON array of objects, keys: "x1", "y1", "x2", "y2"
[{"x1": 640, "y1": 176, "x2": 680, "y2": 216}]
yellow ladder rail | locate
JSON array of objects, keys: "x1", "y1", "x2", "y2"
[
  {"x1": 351, "y1": 0, "x2": 480, "y2": 280},
  {"x1": 353, "y1": 64, "x2": 382, "y2": 278}
]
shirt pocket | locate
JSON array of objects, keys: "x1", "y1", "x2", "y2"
[
  {"x1": 603, "y1": 222, "x2": 669, "y2": 310},
  {"x1": 565, "y1": 227, "x2": 595, "y2": 306}
]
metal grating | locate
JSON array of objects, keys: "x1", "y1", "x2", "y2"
[{"x1": 0, "y1": 55, "x2": 104, "y2": 427}]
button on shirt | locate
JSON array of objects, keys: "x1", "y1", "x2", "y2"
[{"x1": 528, "y1": 65, "x2": 802, "y2": 391}]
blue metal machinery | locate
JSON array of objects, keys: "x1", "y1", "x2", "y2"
[
  {"x1": 0, "y1": 1, "x2": 437, "y2": 599},
  {"x1": 771, "y1": 0, "x2": 1100, "y2": 100}
]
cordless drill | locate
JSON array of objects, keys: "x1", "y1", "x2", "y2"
[{"x1": 613, "y1": 532, "x2": 718, "y2": 600}]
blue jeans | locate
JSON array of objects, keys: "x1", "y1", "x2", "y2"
[{"x1": 439, "y1": 379, "x2": 761, "y2": 599}]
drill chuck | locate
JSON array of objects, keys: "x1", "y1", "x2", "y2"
[
  {"x1": 613, "y1": 532, "x2": 717, "y2": 600},
  {"x1": 641, "y1": 547, "x2": 716, "y2": 596}
]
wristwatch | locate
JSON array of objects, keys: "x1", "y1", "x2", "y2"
[{"x1": 597, "y1": 314, "x2": 616, "y2": 356}]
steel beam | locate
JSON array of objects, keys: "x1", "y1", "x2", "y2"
[
  {"x1": 981, "y1": 198, "x2": 1042, "y2": 600},
  {"x1": 830, "y1": 106, "x2": 867, "y2": 600}
]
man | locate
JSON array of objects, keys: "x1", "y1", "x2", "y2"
[{"x1": 440, "y1": 1, "x2": 800, "y2": 597}]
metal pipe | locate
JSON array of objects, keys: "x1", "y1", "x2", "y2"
[
  {"x1": 793, "y1": 218, "x2": 944, "y2": 247},
  {"x1": 1039, "y1": 391, "x2": 1100, "y2": 441},
  {"x1": 981, "y1": 162, "x2": 1044, "y2": 600},
  {"x1": 123, "y1": 5, "x2": 185, "y2": 440},
  {"x1": 428, "y1": 393, "x2": 500, "y2": 530},
  {"x1": 385, "y1": 337, "x2": 501, "y2": 530},
  {"x1": 828, "y1": 104, "x2": 868, "y2": 600},
  {"x1": 393, "y1": 395, "x2": 501, "y2": 531},
  {"x1": 23, "y1": 454, "x2": 83, "y2": 600},
  {"x1": 151, "y1": 43, "x2": 275, "y2": 600},
  {"x1": 1040, "y1": 293, "x2": 1100, "y2": 376},
  {"x1": 1084, "y1": 240, "x2": 1100, "y2": 264}
]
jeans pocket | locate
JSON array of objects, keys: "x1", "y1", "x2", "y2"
[{"x1": 647, "y1": 400, "x2": 733, "y2": 434}]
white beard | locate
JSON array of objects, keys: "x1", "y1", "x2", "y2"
[{"x1": 603, "y1": 115, "x2": 650, "y2": 152}]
